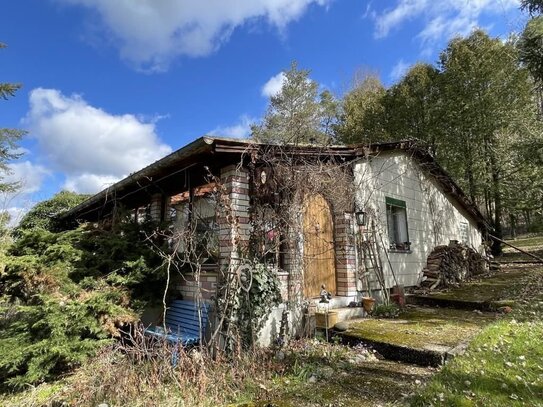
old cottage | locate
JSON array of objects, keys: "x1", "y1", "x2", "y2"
[{"x1": 61, "y1": 136, "x2": 488, "y2": 343}]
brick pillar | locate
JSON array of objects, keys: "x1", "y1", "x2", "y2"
[
  {"x1": 149, "y1": 193, "x2": 163, "y2": 222},
  {"x1": 334, "y1": 212, "x2": 358, "y2": 297},
  {"x1": 218, "y1": 165, "x2": 251, "y2": 271}
]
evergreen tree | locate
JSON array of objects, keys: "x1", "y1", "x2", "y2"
[
  {"x1": 14, "y1": 191, "x2": 90, "y2": 236},
  {"x1": 518, "y1": 1, "x2": 543, "y2": 115},
  {"x1": 521, "y1": 0, "x2": 543, "y2": 15},
  {"x1": 335, "y1": 30, "x2": 542, "y2": 250},
  {"x1": 438, "y1": 30, "x2": 538, "y2": 253},
  {"x1": 0, "y1": 43, "x2": 25, "y2": 193},
  {"x1": 251, "y1": 61, "x2": 338, "y2": 145}
]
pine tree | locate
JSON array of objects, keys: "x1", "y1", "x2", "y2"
[
  {"x1": 0, "y1": 43, "x2": 25, "y2": 193},
  {"x1": 252, "y1": 61, "x2": 338, "y2": 145},
  {"x1": 518, "y1": 0, "x2": 543, "y2": 115}
]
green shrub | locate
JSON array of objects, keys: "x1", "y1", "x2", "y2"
[
  {"x1": 12, "y1": 191, "x2": 90, "y2": 237},
  {"x1": 0, "y1": 221, "x2": 166, "y2": 387},
  {"x1": 372, "y1": 303, "x2": 401, "y2": 318}
]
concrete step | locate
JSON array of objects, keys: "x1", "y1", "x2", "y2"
[
  {"x1": 335, "y1": 306, "x2": 367, "y2": 322},
  {"x1": 334, "y1": 305, "x2": 495, "y2": 367}
]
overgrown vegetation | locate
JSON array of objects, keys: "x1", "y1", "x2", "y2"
[
  {"x1": 371, "y1": 303, "x2": 401, "y2": 318},
  {"x1": 215, "y1": 259, "x2": 282, "y2": 350},
  {"x1": 13, "y1": 191, "x2": 90, "y2": 236},
  {"x1": 0, "y1": 43, "x2": 26, "y2": 195},
  {"x1": 0, "y1": 220, "x2": 166, "y2": 387},
  {"x1": 0, "y1": 333, "x2": 280, "y2": 407}
]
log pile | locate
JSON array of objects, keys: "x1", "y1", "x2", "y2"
[{"x1": 420, "y1": 241, "x2": 489, "y2": 289}]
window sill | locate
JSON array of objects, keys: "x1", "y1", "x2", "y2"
[{"x1": 388, "y1": 249, "x2": 412, "y2": 254}]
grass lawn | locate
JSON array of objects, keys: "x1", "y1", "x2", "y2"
[
  {"x1": 501, "y1": 234, "x2": 543, "y2": 262},
  {"x1": 504, "y1": 235, "x2": 543, "y2": 249}
]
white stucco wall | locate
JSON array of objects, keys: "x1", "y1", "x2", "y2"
[{"x1": 353, "y1": 151, "x2": 483, "y2": 288}]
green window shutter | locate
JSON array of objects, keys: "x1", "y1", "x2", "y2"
[{"x1": 385, "y1": 197, "x2": 406, "y2": 208}]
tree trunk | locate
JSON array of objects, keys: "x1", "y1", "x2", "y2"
[
  {"x1": 510, "y1": 213, "x2": 517, "y2": 239},
  {"x1": 489, "y1": 143, "x2": 503, "y2": 256},
  {"x1": 524, "y1": 210, "x2": 531, "y2": 232}
]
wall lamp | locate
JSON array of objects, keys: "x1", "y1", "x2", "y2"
[{"x1": 355, "y1": 209, "x2": 367, "y2": 227}]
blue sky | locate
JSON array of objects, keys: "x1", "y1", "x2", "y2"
[{"x1": 1, "y1": 0, "x2": 525, "y2": 222}]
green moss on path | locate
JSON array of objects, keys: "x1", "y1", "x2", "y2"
[
  {"x1": 427, "y1": 269, "x2": 528, "y2": 304},
  {"x1": 246, "y1": 360, "x2": 433, "y2": 407},
  {"x1": 346, "y1": 307, "x2": 495, "y2": 350}
]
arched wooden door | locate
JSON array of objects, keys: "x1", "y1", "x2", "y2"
[{"x1": 303, "y1": 193, "x2": 336, "y2": 297}]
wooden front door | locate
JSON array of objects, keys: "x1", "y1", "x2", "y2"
[{"x1": 303, "y1": 193, "x2": 336, "y2": 297}]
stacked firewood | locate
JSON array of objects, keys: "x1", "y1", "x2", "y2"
[{"x1": 421, "y1": 241, "x2": 488, "y2": 289}]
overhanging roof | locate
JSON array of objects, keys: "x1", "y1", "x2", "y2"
[{"x1": 59, "y1": 136, "x2": 489, "y2": 230}]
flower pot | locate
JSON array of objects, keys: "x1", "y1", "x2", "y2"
[
  {"x1": 362, "y1": 297, "x2": 376, "y2": 314},
  {"x1": 315, "y1": 311, "x2": 338, "y2": 329}
]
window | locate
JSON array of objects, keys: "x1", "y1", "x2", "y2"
[
  {"x1": 459, "y1": 222, "x2": 469, "y2": 244},
  {"x1": 386, "y1": 197, "x2": 410, "y2": 251},
  {"x1": 253, "y1": 205, "x2": 283, "y2": 267},
  {"x1": 169, "y1": 192, "x2": 219, "y2": 261}
]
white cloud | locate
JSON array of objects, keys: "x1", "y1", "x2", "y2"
[
  {"x1": 0, "y1": 161, "x2": 51, "y2": 226},
  {"x1": 4, "y1": 161, "x2": 50, "y2": 194},
  {"x1": 3, "y1": 206, "x2": 29, "y2": 227},
  {"x1": 374, "y1": 0, "x2": 428, "y2": 39},
  {"x1": 59, "y1": 0, "x2": 331, "y2": 71},
  {"x1": 63, "y1": 173, "x2": 121, "y2": 195},
  {"x1": 390, "y1": 59, "x2": 410, "y2": 82},
  {"x1": 25, "y1": 88, "x2": 172, "y2": 194},
  {"x1": 371, "y1": 0, "x2": 519, "y2": 51},
  {"x1": 209, "y1": 115, "x2": 256, "y2": 139},
  {"x1": 262, "y1": 72, "x2": 286, "y2": 98}
]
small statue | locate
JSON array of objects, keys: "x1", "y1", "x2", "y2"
[{"x1": 319, "y1": 284, "x2": 332, "y2": 303}]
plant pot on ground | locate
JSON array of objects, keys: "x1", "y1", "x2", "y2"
[{"x1": 362, "y1": 297, "x2": 376, "y2": 314}]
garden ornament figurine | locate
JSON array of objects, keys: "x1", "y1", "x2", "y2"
[{"x1": 319, "y1": 284, "x2": 332, "y2": 303}]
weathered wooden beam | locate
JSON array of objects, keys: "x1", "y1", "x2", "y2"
[{"x1": 490, "y1": 234, "x2": 543, "y2": 264}]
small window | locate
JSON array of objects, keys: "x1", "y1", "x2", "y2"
[
  {"x1": 170, "y1": 195, "x2": 219, "y2": 260},
  {"x1": 459, "y1": 222, "x2": 469, "y2": 244},
  {"x1": 386, "y1": 197, "x2": 410, "y2": 251},
  {"x1": 253, "y1": 205, "x2": 283, "y2": 267}
]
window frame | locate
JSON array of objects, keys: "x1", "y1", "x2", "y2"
[
  {"x1": 385, "y1": 197, "x2": 411, "y2": 253},
  {"x1": 169, "y1": 191, "x2": 219, "y2": 262}
]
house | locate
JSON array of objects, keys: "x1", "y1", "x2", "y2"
[{"x1": 60, "y1": 137, "x2": 488, "y2": 343}]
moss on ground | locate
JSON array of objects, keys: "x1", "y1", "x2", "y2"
[
  {"x1": 346, "y1": 307, "x2": 495, "y2": 350},
  {"x1": 250, "y1": 360, "x2": 433, "y2": 407},
  {"x1": 426, "y1": 269, "x2": 530, "y2": 303},
  {"x1": 410, "y1": 264, "x2": 543, "y2": 407}
]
